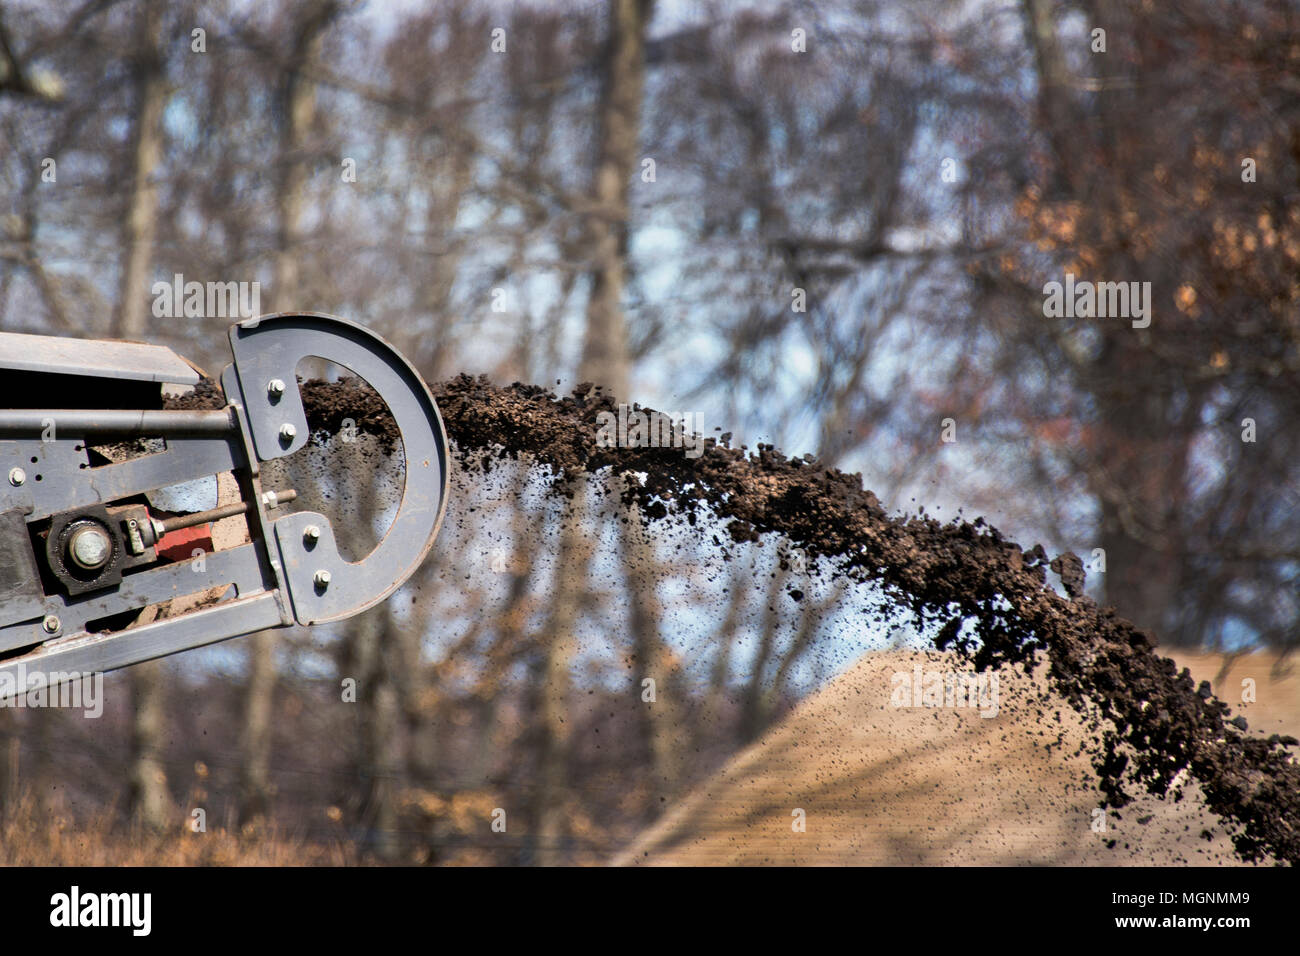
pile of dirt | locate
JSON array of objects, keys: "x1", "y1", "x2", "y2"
[
  {"x1": 172, "y1": 374, "x2": 1300, "y2": 864},
  {"x1": 613, "y1": 649, "x2": 1300, "y2": 865}
]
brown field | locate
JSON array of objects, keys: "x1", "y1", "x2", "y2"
[
  {"x1": 0, "y1": 794, "x2": 349, "y2": 866},
  {"x1": 615, "y1": 649, "x2": 1299, "y2": 866}
]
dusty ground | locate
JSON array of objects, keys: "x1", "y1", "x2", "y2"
[{"x1": 615, "y1": 649, "x2": 1299, "y2": 866}]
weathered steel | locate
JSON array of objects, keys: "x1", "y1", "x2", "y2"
[
  {"x1": 222, "y1": 313, "x2": 449, "y2": 625},
  {"x1": 0, "y1": 408, "x2": 234, "y2": 436},
  {"x1": 0, "y1": 330, "x2": 200, "y2": 384},
  {"x1": 0, "y1": 313, "x2": 450, "y2": 700}
]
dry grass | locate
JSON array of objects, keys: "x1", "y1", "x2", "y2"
[{"x1": 0, "y1": 793, "x2": 352, "y2": 866}]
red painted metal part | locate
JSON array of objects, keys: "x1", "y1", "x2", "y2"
[{"x1": 155, "y1": 524, "x2": 213, "y2": 562}]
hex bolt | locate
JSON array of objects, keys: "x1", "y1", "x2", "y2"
[
  {"x1": 267, "y1": 378, "x2": 287, "y2": 398},
  {"x1": 8, "y1": 467, "x2": 25, "y2": 487},
  {"x1": 313, "y1": 569, "x2": 331, "y2": 589},
  {"x1": 279, "y1": 423, "x2": 297, "y2": 443},
  {"x1": 42, "y1": 615, "x2": 60, "y2": 635},
  {"x1": 303, "y1": 525, "x2": 321, "y2": 545}
]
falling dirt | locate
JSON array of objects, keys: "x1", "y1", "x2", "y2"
[{"x1": 172, "y1": 374, "x2": 1300, "y2": 865}]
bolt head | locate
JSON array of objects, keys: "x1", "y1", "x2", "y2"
[
  {"x1": 267, "y1": 378, "x2": 287, "y2": 398},
  {"x1": 8, "y1": 467, "x2": 25, "y2": 486},
  {"x1": 42, "y1": 615, "x2": 60, "y2": 635},
  {"x1": 69, "y1": 524, "x2": 112, "y2": 570},
  {"x1": 313, "y1": 569, "x2": 331, "y2": 589},
  {"x1": 279, "y1": 423, "x2": 297, "y2": 443},
  {"x1": 303, "y1": 525, "x2": 321, "y2": 545}
]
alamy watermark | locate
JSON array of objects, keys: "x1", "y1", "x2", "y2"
[
  {"x1": 0, "y1": 664, "x2": 103, "y2": 718},
  {"x1": 50, "y1": 886, "x2": 150, "y2": 936},
  {"x1": 151, "y1": 273, "x2": 260, "y2": 319},
  {"x1": 1042, "y1": 273, "x2": 1151, "y2": 329},
  {"x1": 891, "y1": 663, "x2": 999, "y2": 718},
  {"x1": 596, "y1": 404, "x2": 705, "y2": 459}
]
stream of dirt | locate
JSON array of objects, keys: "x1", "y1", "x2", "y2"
[{"x1": 179, "y1": 374, "x2": 1300, "y2": 865}]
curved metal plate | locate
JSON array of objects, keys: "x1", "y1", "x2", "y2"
[{"x1": 225, "y1": 313, "x2": 450, "y2": 625}]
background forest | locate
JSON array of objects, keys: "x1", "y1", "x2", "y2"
[{"x1": 0, "y1": 0, "x2": 1297, "y2": 864}]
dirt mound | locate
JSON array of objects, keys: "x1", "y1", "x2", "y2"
[{"x1": 614, "y1": 649, "x2": 1299, "y2": 866}]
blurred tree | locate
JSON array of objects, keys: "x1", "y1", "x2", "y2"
[
  {"x1": 111, "y1": 0, "x2": 172, "y2": 832},
  {"x1": 240, "y1": 0, "x2": 342, "y2": 827},
  {"x1": 978, "y1": 0, "x2": 1300, "y2": 648}
]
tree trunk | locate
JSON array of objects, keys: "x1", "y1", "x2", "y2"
[
  {"x1": 532, "y1": 487, "x2": 589, "y2": 866},
  {"x1": 239, "y1": 0, "x2": 337, "y2": 825},
  {"x1": 739, "y1": 571, "x2": 785, "y2": 743},
  {"x1": 699, "y1": 559, "x2": 748, "y2": 750},
  {"x1": 236, "y1": 635, "x2": 274, "y2": 825},
  {"x1": 576, "y1": 0, "x2": 651, "y2": 399},
  {"x1": 1020, "y1": 0, "x2": 1193, "y2": 642},
  {"x1": 0, "y1": 718, "x2": 18, "y2": 815},
  {"x1": 114, "y1": 0, "x2": 171, "y2": 830},
  {"x1": 530, "y1": 0, "x2": 653, "y2": 866},
  {"x1": 113, "y1": 0, "x2": 164, "y2": 341},
  {"x1": 1092, "y1": 363, "x2": 1195, "y2": 641},
  {"x1": 357, "y1": 609, "x2": 401, "y2": 860},
  {"x1": 624, "y1": 509, "x2": 686, "y2": 805},
  {"x1": 129, "y1": 661, "x2": 171, "y2": 830},
  {"x1": 587, "y1": 0, "x2": 687, "y2": 807}
]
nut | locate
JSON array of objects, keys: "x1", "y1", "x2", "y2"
[
  {"x1": 313, "y1": 569, "x2": 331, "y2": 589},
  {"x1": 42, "y1": 615, "x2": 60, "y2": 635},
  {"x1": 267, "y1": 378, "x2": 287, "y2": 398},
  {"x1": 8, "y1": 467, "x2": 25, "y2": 486},
  {"x1": 303, "y1": 525, "x2": 321, "y2": 545},
  {"x1": 279, "y1": 423, "x2": 297, "y2": 443}
]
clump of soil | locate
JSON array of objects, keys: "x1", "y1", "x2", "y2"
[
  {"x1": 297, "y1": 377, "x2": 402, "y2": 453},
  {"x1": 176, "y1": 374, "x2": 1300, "y2": 865}
]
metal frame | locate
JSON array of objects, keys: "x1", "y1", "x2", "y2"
[{"x1": 0, "y1": 313, "x2": 450, "y2": 701}]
